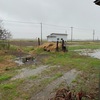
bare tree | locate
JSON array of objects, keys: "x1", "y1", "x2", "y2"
[
  {"x1": 0, "y1": 21, "x2": 12, "y2": 40},
  {"x1": 0, "y1": 20, "x2": 12, "y2": 49}
]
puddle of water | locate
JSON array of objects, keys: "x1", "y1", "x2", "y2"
[
  {"x1": 14, "y1": 55, "x2": 35, "y2": 65},
  {"x1": 11, "y1": 65, "x2": 48, "y2": 80},
  {"x1": 88, "y1": 50, "x2": 100, "y2": 59},
  {"x1": 75, "y1": 49, "x2": 100, "y2": 59},
  {"x1": 31, "y1": 69, "x2": 80, "y2": 100},
  {"x1": 15, "y1": 59, "x2": 24, "y2": 65}
]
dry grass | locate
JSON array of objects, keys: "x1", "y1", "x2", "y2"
[
  {"x1": 0, "y1": 61, "x2": 16, "y2": 74},
  {"x1": 0, "y1": 51, "x2": 17, "y2": 74},
  {"x1": 39, "y1": 42, "x2": 62, "y2": 52}
]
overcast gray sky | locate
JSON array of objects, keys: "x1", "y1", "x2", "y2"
[{"x1": 0, "y1": 0, "x2": 100, "y2": 40}]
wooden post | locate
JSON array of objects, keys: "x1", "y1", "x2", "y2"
[
  {"x1": 38, "y1": 38, "x2": 40, "y2": 46},
  {"x1": 56, "y1": 39, "x2": 59, "y2": 52},
  {"x1": 40, "y1": 23, "x2": 42, "y2": 44},
  {"x1": 61, "y1": 38, "x2": 64, "y2": 51}
]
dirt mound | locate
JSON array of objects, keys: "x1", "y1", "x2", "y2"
[{"x1": 39, "y1": 42, "x2": 62, "y2": 52}]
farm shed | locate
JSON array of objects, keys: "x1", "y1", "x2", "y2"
[
  {"x1": 47, "y1": 33, "x2": 68, "y2": 42},
  {"x1": 94, "y1": 0, "x2": 100, "y2": 5}
]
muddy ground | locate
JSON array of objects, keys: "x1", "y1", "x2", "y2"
[
  {"x1": 0, "y1": 42, "x2": 100, "y2": 100},
  {"x1": 0, "y1": 53, "x2": 81, "y2": 100},
  {"x1": 0, "y1": 53, "x2": 99, "y2": 100}
]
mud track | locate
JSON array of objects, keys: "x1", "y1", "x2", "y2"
[
  {"x1": 31, "y1": 69, "x2": 80, "y2": 100},
  {"x1": 11, "y1": 65, "x2": 48, "y2": 80}
]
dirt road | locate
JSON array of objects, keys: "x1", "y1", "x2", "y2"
[{"x1": 31, "y1": 69, "x2": 80, "y2": 100}]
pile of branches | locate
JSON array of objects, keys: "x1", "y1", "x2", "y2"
[{"x1": 49, "y1": 88, "x2": 93, "y2": 100}]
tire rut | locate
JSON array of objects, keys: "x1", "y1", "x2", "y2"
[{"x1": 31, "y1": 69, "x2": 80, "y2": 100}]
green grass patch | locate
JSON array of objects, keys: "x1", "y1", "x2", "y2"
[
  {"x1": 22, "y1": 46, "x2": 34, "y2": 53},
  {"x1": 41, "y1": 72, "x2": 63, "y2": 85},
  {"x1": 10, "y1": 45, "x2": 18, "y2": 51},
  {"x1": 69, "y1": 43, "x2": 100, "y2": 51},
  {"x1": 28, "y1": 75, "x2": 39, "y2": 80},
  {"x1": 0, "y1": 83, "x2": 16, "y2": 90},
  {"x1": 45, "y1": 51, "x2": 100, "y2": 71},
  {"x1": 0, "y1": 74, "x2": 12, "y2": 82},
  {"x1": 34, "y1": 48, "x2": 44, "y2": 54},
  {"x1": 0, "y1": 79, "x2": 24, "y2": 100}
]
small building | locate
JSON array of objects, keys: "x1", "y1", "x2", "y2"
[
  {"x1": 94, "y1": 0, "x2": 100, "y2": 6},
  {"x1": 47, "y1": 33, "x2": 68, "y2": 42}
]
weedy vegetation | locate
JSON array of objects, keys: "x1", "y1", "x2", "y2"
[{"x1": 0, "y1": 41, "x2": 100, "y2": 99}]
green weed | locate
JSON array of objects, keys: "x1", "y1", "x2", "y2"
[
  {"x1": 41, "y1": 72, "x2": 63, "y2": 85},
  {"x1": 0, "y1": 75, "x2": 12, "y2": 82},
  {"x1": 28, "y1": 75, "x2": 39, "y2": 80},
  {"x1": 0, "y1": 83, "x2": 16, "y2": 90}
]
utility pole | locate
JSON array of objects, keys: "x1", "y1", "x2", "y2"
[
  {"x1": 71, "y1": 27, "x2": 73, "y2": 42},
  {"x1": 93, "y1": 30, "x2": 95, "y2": 42},
  {"x1": 65, "y1": 30, "x2": 67, "y2": 41},
  {"x1": 40, "y1": 23, "x2": 42, "y2": 44}
]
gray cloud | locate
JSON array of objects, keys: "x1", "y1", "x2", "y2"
[{"x1": 0, "y1": 0, "x2": 100, "y2": 40}]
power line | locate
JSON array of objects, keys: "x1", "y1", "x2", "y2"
[
  {"x1": 43, "y1": 23, "x2": 69, "y2": 28},
  {"x1": 2, "y1": 20, "x2": 69, "y2": 29},
  {"x1": 73, "y1": 26, "x2": 93, "y2": 32},
  {"x1": 1, "y1": 19, "x2": 100, "y2": 34},
  {"x1": 2, "y1": 19, "x2": 69, "y2": 29},
  {"x1": 2, "y1": 19, "x2": 40, "y2": 25}
]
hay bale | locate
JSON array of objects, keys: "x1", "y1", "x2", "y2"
[{"x1": 39, "y1": 42, "x2": 62, "y2": 52}]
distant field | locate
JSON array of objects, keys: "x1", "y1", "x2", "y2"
[
  {"x1": 10, "y1": 40, "x2": 47, "y2": 47},
  {"x1": 10, "y1": 40, "x2": 39, "y2": 47}
]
